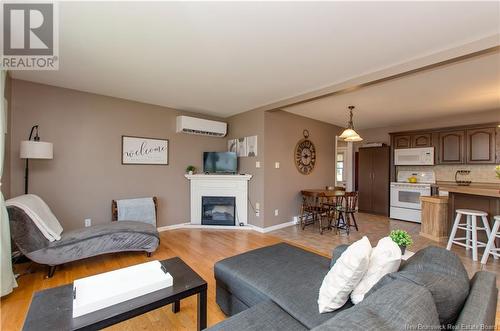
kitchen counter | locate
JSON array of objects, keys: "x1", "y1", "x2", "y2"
[{"x1": 437, "y1": 182, "x2": 500, "y2": 198}]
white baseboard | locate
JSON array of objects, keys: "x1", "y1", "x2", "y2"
[
  {"x1": 248, "y1": 220, "x2": 297, "y2": 233},
  {"x1": 157, "y1": 223, "x2": 190, "y2": 232},
  {"x1": 157, "y1": 219, "x2": 298, "y2": 233},
  {"x1": 157, "y1": 223, "x2": 253, "y2": 232}
]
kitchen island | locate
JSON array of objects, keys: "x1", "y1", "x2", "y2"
[
  {"x1": 438, "y1": 182, "x2": 500, "y2": 244},
  {"x1": 420, "y1": 183, "x2": 500, "y2": 243}
]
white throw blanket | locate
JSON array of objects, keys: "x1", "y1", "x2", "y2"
[
  {"x1": 6, "y1": 194, "x2": 63, "y2": 242},
  {"x1": 116, "y1": 197, "x2": 156, "y2": 226}
]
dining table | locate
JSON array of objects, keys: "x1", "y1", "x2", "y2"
[
  {"x1": 300, "y1": 189, "x2": 346, "y2": 234},
  {"x1": 300, "y1": 189, "x2": 346, "y2": 198}
]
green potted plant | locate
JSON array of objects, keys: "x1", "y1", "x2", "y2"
[
  {"x1": 389, "y1": 229, "x2": 413, "y2": 255},
  {"x1": 186, "y1": 165, "x2": 196, "y2": 175}
]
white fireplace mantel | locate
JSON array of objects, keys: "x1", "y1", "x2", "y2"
[{"x1": 185, "y1": 174, "x2": 252, "y2": 225}]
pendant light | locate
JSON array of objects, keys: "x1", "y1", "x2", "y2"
[{"x1": 339, "y1": 106, "x2": 363, "y2": 142}]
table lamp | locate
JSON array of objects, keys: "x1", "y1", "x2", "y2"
[{"x1": 20, "y1": 125, "x2": 53, "y2": 194}]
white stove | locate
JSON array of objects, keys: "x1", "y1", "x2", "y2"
[{"x1": 390, "y1": 171, "x2": 436, "y2": 223}]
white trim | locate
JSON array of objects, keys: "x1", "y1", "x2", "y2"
[
  {"x1": 248, "y1": 220, "x2": 297, "y2": 233},
  {"x1": 157, "y1": 223, "x2": 254, "y2": 232},
  {"x1": 157, "y1": 219, "x2": 298, "y2": 233},
  {"x1": 157, "y1": 223, "x2": 189, "y2": 232}
]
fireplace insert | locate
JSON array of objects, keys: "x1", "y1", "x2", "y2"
[{"x1": 202, "y1": 196, "x2": 236, "y2": 226}]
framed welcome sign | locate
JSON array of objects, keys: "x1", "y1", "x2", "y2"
[{"x1": 122, "y1": 135, "x2": 169, "y2": 165}]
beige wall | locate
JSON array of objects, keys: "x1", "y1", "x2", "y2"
[
  {"x1": 2, "y1": 73, "x2": 12, "y2": 199},
  {"x1": 226, "y1": 110, "x2": 265, "y2": 227},
  {"x1": 264, "y1": 111, "x2": 342, "y2": 227},
  {"x1": 9, "y1": 80, "x2": 226, "y2": 230}
]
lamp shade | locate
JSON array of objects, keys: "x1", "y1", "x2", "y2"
[
  {"x1": 344, "y1": 134, "x2": 363, "y2": 142},
  {"x1": 338, "y1": 128, "x2": 358, "y2": 139},
  {"x1": 20, "y1": 141, "x2": 53, "y2": 159}
]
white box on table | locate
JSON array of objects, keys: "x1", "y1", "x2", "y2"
[{"x1": 73, "y1": 260, "x2": 173, "y2": 318}]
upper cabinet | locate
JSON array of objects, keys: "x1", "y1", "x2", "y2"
[
  {"x1": 394, "y1": 135, "x2": 411, "y2": 149},
  {"x1": 411, "y1": 133, "x2": 432, "y2": 148},
  {"x1": 394, "y1": 133, "x2": 432, "y2": 149},
  {"x1": 438, "y1": 130, "x2": 465, "y2": 164},
  {"x1": 391, "y1": 123, "x2": 498, "y2": 165},
  {"x1": 466, "y1": 127, "x2": 496, "y2": 164}
]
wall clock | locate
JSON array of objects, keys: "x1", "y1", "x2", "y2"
[{"x1": 294, "y1": 129, "x2": 316, "y2": 175}]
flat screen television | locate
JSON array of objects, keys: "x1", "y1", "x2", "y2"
[{"x1": 203, "y1": 152, "x2": 237, "y2": 174}]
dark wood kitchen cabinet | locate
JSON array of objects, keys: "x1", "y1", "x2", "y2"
[
  {"x1": 358, "y1": 146, "x2": 390, "y2": 216},
  {"x1": 393, "y1": 135, "x2": 411, "y2": 149},
  {"x1": 466, "y1": 127, "x2": 496, "y2": 164},
  {"x1": 394, "y1": 133, "x2": 432, "y2": 149},
  {"x1": 438, "y1": 130, "x2": 465, "y2": 164},
  {"x1": 411, "y1": 133, "x2": 432, "y2": 148}
]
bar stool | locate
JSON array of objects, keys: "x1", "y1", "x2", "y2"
[
  {"x1": 446, "y1": 209, "x2": 492, "y2": 261},
  {"x1": 481, "y1": 215, "x2": 500, "y2": 264}
]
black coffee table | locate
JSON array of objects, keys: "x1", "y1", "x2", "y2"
[{"x1": 22, "y1": 257, "x2": 208, "y2": 330}]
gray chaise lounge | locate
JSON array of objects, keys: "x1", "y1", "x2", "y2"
[
  {"x1": 8, "y1": 206, "x2": 160, "y2": 277},
  {"x1": 210, "y1": 243, "x2": 497, "y2": 330}
]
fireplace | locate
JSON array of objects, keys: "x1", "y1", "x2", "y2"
[{"x1": 202, "y1": 196, "x2": 236, "y2": 226}]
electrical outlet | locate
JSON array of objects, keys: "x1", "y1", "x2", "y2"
[
  {"x1": 274, "y1": 209, "x2": 279, "y2": 216},
  {"x1": 275, "y1": 162, "x2": 280, "y2": 169},
  {"x1": 84, "y1": 218, "x2": 91, "y2": 227},
  {"x1": 256, "y1": 161, "x2": 261, "y2": 168}
]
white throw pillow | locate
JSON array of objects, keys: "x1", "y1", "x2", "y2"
[
  {"x1": 350, "y1": 236, "x2": 402, "y2": 304},
  {"x1": 318, "y1": 236, "x2": 372, "y2": 313}
]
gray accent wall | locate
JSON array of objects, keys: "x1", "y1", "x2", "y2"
[
  {"x1": 7, "y1": 79, "x2": 343, "y2": 230},
  {"x1": 264, "y1": 111, "x2": 342, "y2": 227},
  {"x1": 9, "y1": 79, "x2": 226, "y2": 230}
]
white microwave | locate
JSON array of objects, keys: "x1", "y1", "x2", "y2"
[{"x1": 394, "y1": 147, "x2": 434, "y2": 165}]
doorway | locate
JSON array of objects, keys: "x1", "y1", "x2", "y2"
[{"x1": 335, "y1": 137, "x2": 354, "y2": 191}]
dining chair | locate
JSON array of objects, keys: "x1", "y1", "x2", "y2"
[
  {"x1": 335, "y1": 191, "x2": 359, "y2": 235},
  {"x1": 300, "y1": 193, "x2": 331, "y2": 234}
]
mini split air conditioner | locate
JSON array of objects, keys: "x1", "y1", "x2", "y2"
[{"x1": 176, "y1": 116, "x2": 227, "y2": 137}]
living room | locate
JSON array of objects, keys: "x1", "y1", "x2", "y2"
[{"x1": 1, "y1": 1, "x2": 499, "y2": 330}]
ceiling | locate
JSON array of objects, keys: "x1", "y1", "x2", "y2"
[
  {"x1": 11, "y1": 1, "x2": 500, "y2": 124},
  {"x1": 283, "y1": 51, "x2": 500, "y2": 129}
]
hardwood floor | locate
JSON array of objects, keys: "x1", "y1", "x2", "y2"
[
  {"x1": 1, "y1": 230, "x2": 283, "y2": 330},
  {"x1": 1, "y1": 213, "x2": 499, "y2": 330}
]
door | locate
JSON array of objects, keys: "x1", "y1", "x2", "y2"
[
  {"x1": 394, "y1": 135, "x2": 411, "y2": 149},
  {"x1": 439, "y1": 130, "x2": 465, "y2": 164},
  {"x1": 466, "y1": 127, "x2": 495, "y2": 164},
  {"x1": 411, "y1": 133, "x2": 432, "y2": 148},
  {"x1": 371, "y1": 146, "x2": 390, "y2": 215},
  {"x1": 357, "y1": 148, "x2": 373, "y2": 212}
]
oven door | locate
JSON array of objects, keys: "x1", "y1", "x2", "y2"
[{"x1": 390, "y1": 185, "x2": 429, "y2": 210}]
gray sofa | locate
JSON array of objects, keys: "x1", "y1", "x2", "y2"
[
  {"x1": 8, "y1": 206, "x2": 160, "y2": 277},
  {"x1": 210, "y1": 243, "x2": 497, "y2": 331}
]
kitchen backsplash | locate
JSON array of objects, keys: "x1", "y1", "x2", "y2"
[{"x1": 397, "y1": 165, "x2": 500, "y2": 183}]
